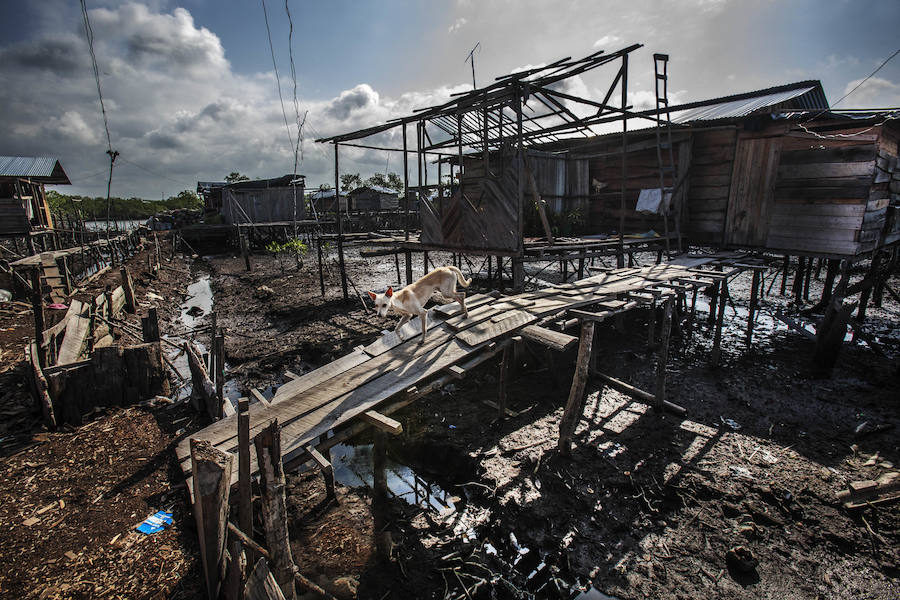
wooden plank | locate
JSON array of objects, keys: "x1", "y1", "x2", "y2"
[
  {"x1": 56, "y1": 313, "x2": 90, "y2": 365},
  {"x1": 272, "y1": 349, "x2": 370, "y2": 401},
  {"x1": 765, "y1": 235, "x2": 859, "y2": 256},
  {"x1": 519, "y1": 324, "x2": 578, "y2": 352},
  {"x1": 250, "y1": 388, "x2": 271, "y2": 407},
  {"x1": 777, "y1": 161, "x2": 875, "y2": 180},
  {"x1": 432, "y1": 292, "x2": 494, "y2": 317},
  {"x1": 360, "y1": 410, "x2": 403, "y2": 435},
  {"x1": 42, "y1": 299, "x2": 84, "y2": 346},
  {"x1": 191, "y1": 439, "x2": 233, "y2": 600},
  {"x1": 771, "y1": 203, "x2": 866, "y2": 217},
  {"x1": 768, "y1": 213, "x2": 863, "y2": 230},
  {"x1": 779, "y1": 145, "x2": 876, "y2": 165},
  {"x1": 110, "y1": 286, "x2": 126, "y2": 316},
  {"x1": 180, "y1": 321, "x2": 464, "y2": 467},
  {"x1": 767, "y1": 225, "x2": 860, "y2": 242},
  {"x1": 456, "y1": 310, "x2": 537, "y2": 347}
]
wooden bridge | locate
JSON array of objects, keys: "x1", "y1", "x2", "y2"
[{"x1": 176, "y1": 256, "x2": 764, "y2": 493}]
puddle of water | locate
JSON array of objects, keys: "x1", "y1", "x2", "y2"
[
  {"x1": 180, "y1": 274, "x2": 213, "y2": 328},
  {"x1": 329, "y1": 442, "x2": 460, "y2": 515},
  {"x1": 571, "y1": 589, "x2": 621, "y2": 600}
]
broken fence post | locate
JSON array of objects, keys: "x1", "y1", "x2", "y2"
[
  {"x1": 238, "y1": 398, "x2": 253, "y2": 540},
  {"x1": 253, "y1": 420, "x2": 297, "y2": 599},
  {"x1": 120, "y1": 265, "x2": 136, "y2": 313},
  {"x1": 558, "y1": 320, "x2": 595, "y2": 455},
  {"x1": 141, "y1": 307, "x2": 160, "y2": 343},
  {"x1": 190, "y1": 439, "x2": 234, "y2": 600}
]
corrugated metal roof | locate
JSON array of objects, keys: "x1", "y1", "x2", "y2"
[
  {"x1": 349, "y1": 184, "x2": 399, "y2": 196},
  {"x1": 0, "y1": 156, "x2": 71, "y2": 183},
  {"x1": 669, "y1": 81, "x2": 828, "y2": 124}
]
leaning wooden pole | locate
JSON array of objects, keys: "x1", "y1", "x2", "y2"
[
  {"x1": 191, "y1": 439, "x2": 234, "y2": 600},
  {"x1": 254, "y1": 420, "x2": 297, "y2": 599},
  {"x1": 334, "y1": 143, "x2": 348, "y2": 300},
  {"x1": 558, "y1": 320, "x2": 595, "y2": 455}
]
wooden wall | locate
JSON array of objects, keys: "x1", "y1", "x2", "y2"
[{"x1": 684, "y1": 128, "x2": 737, "y2": 244}]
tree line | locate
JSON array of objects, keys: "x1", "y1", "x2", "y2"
[{"x1": 46, "y1": 190, "x2": 202, "y2": 220}]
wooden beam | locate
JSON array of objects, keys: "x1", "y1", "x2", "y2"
[
  {"x1": 519, "y1": 324, "x2": 577, "y2": 352},
  {"x1": 190, "y1": 439, "x2": 233, "y2": 600},
  {"x1": 250, "y1": 388, "x2": 271, "y2": 407},
  {"x1": 558, "y1": 320, "x2": 594, "y2": 454},
  {"x1": 305, "y1": 444, "x2": 336, "y2": 500},
  {"x1": 253, "y1": 420, "x2": 296, "y2": 599},
  {"x1": 360, "y1": 410, "x2": 403, "y2": 435},
  {"x1": 237, "y1": 398, "x2": 253, "y2": 541}
]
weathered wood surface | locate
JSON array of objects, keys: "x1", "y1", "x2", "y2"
[
  {"x1": 56, "y1": 307, "x2": 91, "y2": 365},
  {"x1": 191, "y1": 439, "x2": 233, "y2": 600},
  {"x1": 177, "y1": 263, "x2": 720, "y2": 487}
]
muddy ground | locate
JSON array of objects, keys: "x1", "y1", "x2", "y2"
[{"x1": 0, "y1": 238, "x2": 898, "y2": 599}]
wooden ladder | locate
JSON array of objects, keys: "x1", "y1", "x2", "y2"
[{"x1": 654, "y1": 53, "x2": 679, "y2": 256}]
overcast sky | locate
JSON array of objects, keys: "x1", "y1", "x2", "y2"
[{"x1": 1, "y1": 0, "x2": 898, "y2": 200}]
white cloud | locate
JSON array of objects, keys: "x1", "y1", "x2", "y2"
[
  {"x1": 448, "y1": 17, "x2": 467, "y2": 34},
  {"x1": 838, "y1": 76, "x2": 900, "y2": 108},
  {"x1": 593, "y1": 35, "x2": 622, "y2": 48}
]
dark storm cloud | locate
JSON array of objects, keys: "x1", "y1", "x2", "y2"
[
  {"x1": 326, "y1": 85, "x2": 379, "y2": 120},
  {"x1": 0, "y1": 36, "x2": 84, "y2": 76}
]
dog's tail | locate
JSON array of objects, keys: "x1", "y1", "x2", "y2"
[{"x1": 448, "y1": 265, "x2": 472, "y2": 287}]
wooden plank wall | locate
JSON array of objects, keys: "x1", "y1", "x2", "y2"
[
  {"x1": 765, "y1": 127, "x2": 878, "y2": 255},
  {"x1": 585, "y1": 144, "x2": 676, "y2": 235},
  {"x1": 684, "y1": 128, "x2": 737, "y2": 244}
]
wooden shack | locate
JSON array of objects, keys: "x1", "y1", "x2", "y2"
[
  {"x1": 309, "y1": 188, "x2": 347, "y2": 213},
  {"x1": 220, "y1": 175, "x2": 305, "y2": 225},
  {"x1": 533, "y1": 81, "x2": 900, "y2": 259},
  {"x1": 0, "y1": 156, "x2": 70, "y2": 237},
  {"x1": 346, "y1": 185, "x2": 399, "y2": 211}
]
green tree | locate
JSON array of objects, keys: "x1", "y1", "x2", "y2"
[
  {"x1": 365, "y1": 171, "x2": 403, "y2": 191},
  {"x1": 340, "y1": 172, "x2": 362, "y2": 192},
  {"x1": 225, "y1": 172, "x2": 250, "y2": 183}
]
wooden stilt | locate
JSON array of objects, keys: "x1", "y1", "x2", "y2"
[
  {"x1": 497, "y1": 344, "x2": 511, "y2": 419},
  {"x1": 819, "y1": 258, "x2": 839, "y2": 309},
  {"x1": 647, "y1": 297, "x2": 657, "y2": 349},
  {"x1": 241, "y1": 232, "x2": 251, "y2": 272},
  {"x1": 793, "y1": 256, "x2": 805, "y2": 304},
  {"x1": 317, "y1": 237, "x2": 325, "y2": 296},
  {"x1": 655, "y1": 296, "x2": 674, "y2": 411},
  {"x1": 404, "y1": 250, "x2": 413, "y2": 285},
  {"x1": 224, "y1": 537, "x2": 243, "y2": 600},
  {"x1": 710, "y1": 278, "x2": 727, "y2": 366},
  {"x1": 237, "y1": 398, "x2": 253, "y2": 542},
  {"x1": 215, "y1": 330, "x2": 226, "y2": 419},
  {"x1": 803, "y1": 258, "x2": 812, "y2": 302},
  {"x1": 253, "y1": 420, "x2": 297, "y2": 599},
  {"x1": 873, "y1": 247, "x2": 897, "y2": 308},
  {"x1": 191, "y1": 439, "x2": 234, "y2": 600},
  {"x1": 856, "y1": 251, "x2": 883, "y2": 323},
  {"x1": 814, "y1": 261, "x2": 852, "y2": 373},
  {"x1": 120, "y1": 266, "x2": 136, "y2": 313},
  {"x1": 746, "y1": 269, "x2": 761, "y2": 348},
  {"x1": 558, "y1": 320, "x2": 595, "y2": 455},
  {"x1": 372, "y1": 430, "x2": 392, "y2": 561},
  {"x1": 306, "y1": 444, "x2": 336, "y2": 501},
  {"x1": 707, "y1": 266, "x2": 722, "y2": 324},
  {"x1": 29, "y1": 268, "x2": 45, "y2": 367}
]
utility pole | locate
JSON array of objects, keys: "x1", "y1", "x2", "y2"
[{"x1": 465, "y1": 42, "x2": 481, "y2": 89}]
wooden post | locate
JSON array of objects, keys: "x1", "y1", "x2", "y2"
[
  {"x1": 710, "y1": 278, "x2": 728, "y2": 366},
  {"x1": 856, "y1": 250, "x2": 883, "y2": 323},
  {"x1": 316, "y1": 237, "x2": 325, "y2": 296},
  {"x1": 512, "y1": 256, "x2": 524, "y2": 293},
  {"x1": 224, "y1": 538, "x2": 243, "y2": 600},
  {"x1": 306, "y1": 444, "x2": 336, "y2": 502},
  {"x1": 215, "y1": 330, "x2": 226, "y2": 419},
  {"x1": 497, "y1": 344, "x2": 511, "y2": 419},
  {"x1": 29, "y1": 268, "x2": 45, "y2": 367},
  {"x1": 647, "y1": 297, "x2": 657, "y2": 349},
  {"x1": 393, "y1": 251, "x2": 400, "y2": 286},
  {"x1": 372, "y1": 430, "x2": 392, "y2": 561},
  {"x1": 423, "y1": 250, "x2": 429, "y2": 276},
  {"x1": 404, "y1": 250, "x2": 413, "y2": 286},
  {"x1": 334, "y1": 143, "x2": 348, "y2": 301},
  {"x1": 120, "y1": 266, "x2": 136, "y2": 313},
  {"x1": 29, "y1": 341, "x2": 56, "y2": 429},
  {"x1": 141, "y1": 307, "x2": 160, "y2": 342},
  {"x1": 185, "y1": 342, "x2": 216, "y2": 417},
  {"x1": 244, "y1": 558, "x2": 286, "y2": 600},
  {"x1": 238, "y1": 398, "x2": 253, "y2": 540},
  {"x1": 746, "y1": 269, "x2": 761, "y2": 348},
  {"x1": 190, "y1": 439, "x2": 234, "y2": 600},
  {"x1": 820, "y1": 258, "x2": 839, "y2": 308},
  {"x1": 254, "y1": 420, "x2": 296, "y2": 599},
  {"x1": 793, "y1": 256, "x2": 805, "y2": 304},
  {"x1": 241, "y1": 232, "x2": 251, "y2": 272},
  {"x1": 803, "y1": 257, "x2": 813, "y2": 302},
  {"x1": 814, "y1": 261, "x2": 851, "y2": 373},
  {"x1": 655, "y1": 296, "x2": 674, "y2": 411},
  {"x1": 873, "y1": 247, "x2": 897, "y2": 307},
  {"x1": 707, "y1": 266, "x2": 721, "y2": 324},
  {"x1": 558, "y1": 320, "x2": 595, "y2": 455}
]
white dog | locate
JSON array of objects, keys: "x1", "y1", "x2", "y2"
[{"x1": 368, "y1": 266, "x2": 471, "y2": 344}]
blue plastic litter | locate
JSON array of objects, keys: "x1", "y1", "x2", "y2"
[{"x1": 136, "y1": 510, "x2": 173, "y2": 534}]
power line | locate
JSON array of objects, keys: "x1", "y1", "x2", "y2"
[
  {"x1": 832, "y1": 48, "x2": 900, "y2": 108},
  {"x1": 260, "y1": 0, "x2": 294, "y2": 154},
  {"x1": 80, "y1": 0, "x2": 112, "y2": 155}
]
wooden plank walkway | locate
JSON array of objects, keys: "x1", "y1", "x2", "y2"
[{"x1": 176, "y1": 262, "x2": 736, "y2": 489}]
